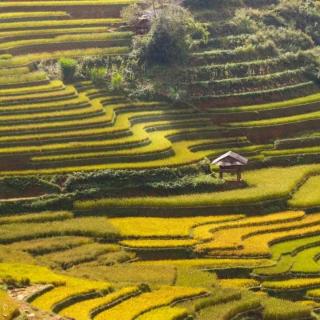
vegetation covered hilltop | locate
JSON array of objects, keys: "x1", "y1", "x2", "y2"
[{"x1": 1, "y1": 0, "x2": 320, "y2": 319}]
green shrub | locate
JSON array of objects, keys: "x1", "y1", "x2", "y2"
[
  {"x1": 59, "y1": 58, "x2": 77, "y2": 83},
  {"x1": 130, "y1": 4, "x2": 207, "y2": 67},
  {"x1": 110, "y1": 70, "x2": 123, "y2": 91},
  {"x1": 89, "y1": 67, "x2": 107, "y2": 86}
]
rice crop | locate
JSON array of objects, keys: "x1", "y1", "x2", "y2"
[
  {"x1": 289, "y1": 175, "x2": 320, "y2": 208},
  {"x1": 94, "y1": 286, "x2": 207, "y2": 320},
  {"x1": 60, "y1": 286, "x2": 140, "y2": 320},
  {"x1": 121, "y1": 239, "x2": 197, "y2": 248},
  {"x1": 37, "y1": 243, "x2": 119, "y2": 269},
  {"x1": 0, "y1": 290, "x2": 19, "y2": 320},
  {"x1": 8, "y1": 236, "x2": 92, "y2": 256},
  {"x1": 0, "y1": 211, "x2": 72, "y2": 225},
  {"x1": 133, "y1": 258, "x2": 271, "y2": 268},
  {"x1": 0, "y1": 217, "x2": 119, "y2": 243},
  {"x1": 109, "y1": 215, "x2": 242, "y2": 238},
  {"x1": 136, "y1": 306, "x2": 189, "y2": 320}
]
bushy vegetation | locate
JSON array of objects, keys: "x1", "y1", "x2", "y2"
[
  {"x1": 0, "y1": 0, "x2": 320, "y2": 319},
  {"x1": 64, "y1": 160, "x2": 225, "y2": 196}
]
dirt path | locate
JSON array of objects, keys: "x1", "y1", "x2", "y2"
[{"x1": 8, "y1": 286, "x2": 72, "y2": 320}]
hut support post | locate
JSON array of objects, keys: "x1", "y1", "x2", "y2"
[{"x1": 237, "y1": 168, "x2": 241, "y2": 182}]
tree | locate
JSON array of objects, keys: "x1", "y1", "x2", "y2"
[{"x1": 129, "y1": 3, "x2": 207, "y2": 67}]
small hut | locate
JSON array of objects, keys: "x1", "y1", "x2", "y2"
[{"x1": 212, "y1": 151, "x2": 248, "y2": 182}]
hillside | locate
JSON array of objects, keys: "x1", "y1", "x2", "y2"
[{"x1": 0, "y1": 0, "x2": 320, "y2": 319}]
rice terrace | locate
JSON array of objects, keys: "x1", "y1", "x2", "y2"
[{"x1": 1, "y1": 0, "x2": 320, "y2": 319}]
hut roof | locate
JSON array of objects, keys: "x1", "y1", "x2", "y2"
[{"x1": 212, "y1": 151, "x2": 248, "y2": 166}]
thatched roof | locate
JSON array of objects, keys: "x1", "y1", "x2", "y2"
[{"x1": 212, "y1": 151, "x2": 248, "y2": 166}]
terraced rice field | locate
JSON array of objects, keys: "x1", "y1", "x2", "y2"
[
  {"x1": 0, "y1": 0, "x2": 319, "y2": 179},
  {"x1": 1, "y1": 210, "x2": 320, "y2": 319},
  {"x1": 1, "y1": 0, "x2": 320, "y2": 319}
]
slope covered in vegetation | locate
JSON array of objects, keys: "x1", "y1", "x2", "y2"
[{"x1": 0, "y1": 0, "x2": 320, "y2": 319}]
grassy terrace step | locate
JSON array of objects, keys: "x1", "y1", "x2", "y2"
[
  {"x1": 218, "y1": 217, "x2": 320, "y2": 258},
  {"x1": 0, "y1": 80, "x2": 64, "y2": 96},
  {"x1": 0, "y1": 103, "x2": 161, "y2": 139},
  {"x1": 8, "y1": 47, "x2": 130, "y2": 61},
  {"x1": 73, "y1": 165, "x2": 320, "y2": 210},
  {"x1": 191, "y1": 43, "x2": 278, "y2": 65},
  {"x1": 188, "y1": 54, "x2": 308, "y2": 81},
  {"x1": 37, "y1": 243, "x2": 120, "y2": 269},
  {"x1": 0, "y1": 65, "x2": 29, "y2": 76},
  {"x1": 289, "y1": 175, "x2": 320, "y2": 209},
  {"x1": 0, "y1": 27, "x2": 116, "y2": 43},
  {"x1": 0, "y1": 99, "x2": 91, "y2": 119},
  {"x1": 0, "y1": 263, "x2": 112, "y2": 297},
  {"x1": 0, "y1": 290, "x2": 19, "y2": 320},
  {"x1": 133, "y1": 258, "x2": 271, "y2": 269},
  {"x1": 0, "y1": 138, "x2": 221, "y2": 173},
  {"x1": 121, "y1": 239, "x2": 198, "y2": 249},
  {"x1": 194, "y1": 81, "x2": 317, "y2": 108},
  {"x1": 94, "y1": 286, "x2": 207, "y2": 320},
  {"x1": 0, "y1": 86, "x2": 77, "y2": 105},
  {"x1": 0, "y1": 103, "x2": 104, "y2": 126},
  {"x1": 198, "y1": 295, "x2": 261, "y2": 320},
  {"x1": 270, "y1": 234, "x2": 320, "y2": 261},
  {"x1": 29, "y1": 131, "x2": 172, "y2": 161},
  {"x1": 110, "y1": 215, "x2": 242, "y2": 238},
  {"x1": 0, "y1": 1, "x2": 132, "y2": 20},
  {"x1": 27, "y1": 131, "x2": 217, "y2": 166},
  {"x1": 0, "y1": 11, "x2": 70, "y2": 22},
  {"x1": 193, "y1": 34, "x2": 250, "y2": 52},
  {"x1": 0, "y1": 0, "x2": 133, "y2": 7},
  {"x1": 0, "y1": 211, "x2": 72, "y2": 225},
  {"x1": 32, "y1": 280, "x2": 110, "y2": 312},
  {"x1": 136, "y1": 306, "x2": 189, "y2": 320},
  {"x1": 0, "y1": 32, "x2": 132, "y2": 54},
  {"x1": 0, "y1": 113, "x2": 111, "y2": 135},
  {"x1": 24, "y1": 124, "x2": 225, "y2": 161},
  {"x1": 229, "y1": 106, "x2": 320, "y2": 128},
  {"x1": 263, "y1": 146, "x2": 320, "y2": 158},
  {"x1": 195, "y1": 212, "x2": 320, "y2": 257},
  {"x1": 8, "y1": 236, "x2": 93, "y2": 255},
  {"x1": 0, "y1": 106, "x2": 205, "y2": 152},
  {"x1": 212, "y1": 92, "x2": 320, "y2": 114},
  {"x1": 60, "y1": 286, "x2": 140, "y2": 320},
  {"x1": 262, "y1": 278, "x2": 320, "y2": 292},
  {"x1": 189, "y1": 69, "x2": 307, "y2": 96},
  {"x1": 0, "y1": 216, "x2": 119, "y2": 243},
  {"x1": 0, "y1": 71, "x2": 48, "y2": 87},
  {"x1": 0, "y1": 18, "x2": 122, "y2": 32},
  {"x1": 275, "y1": 133, "x2": 320, "y2": 150}
]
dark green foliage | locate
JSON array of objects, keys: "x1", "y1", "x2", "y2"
[
  {"x1": 64, "y1": 160, "x2": 225, "y2": 196},
  {"x1": 0, "y1": 176, "x2": 60, "y2": 199},
  {"x1": 184, "y1": 0, "x2": 239, "y2": 9},
  {"x1": 130, "y1": 4, "x2": 207, "y2": 67},
  {"x1": 275, "y1": 0, "x2": 320, "y2": 44},
  {"x1": 2, "y1": 276, "x2": 30, "y2": 289},
  {"x1": 59, "y1": 57, "x2": 77, "y2": 83},
  {"x1": 138, "y1": 283, "x2": 151, "y2": 292}
]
